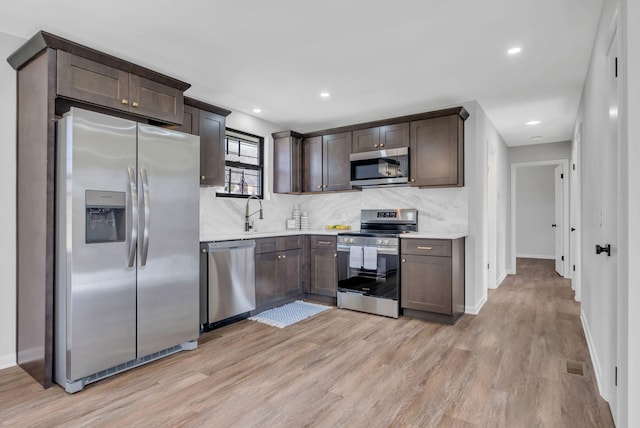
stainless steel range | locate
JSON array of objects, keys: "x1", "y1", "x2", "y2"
[{"x1": 337, "y1": 209, "x2": 418, "y2": 318}]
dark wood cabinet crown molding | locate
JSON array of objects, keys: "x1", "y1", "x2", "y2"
[
  {"x1": 272, "y1": 130, "x2": 304, "y2": 139},
  {"x1": 7, "y1": 31, "x2": 190, "y2": 91},
  {"x1": 300, "y1": 106, "x2": 468, "y2": 138},
  {"x1": 184, "y1": 97, "x2": 231, "y2": 117}
]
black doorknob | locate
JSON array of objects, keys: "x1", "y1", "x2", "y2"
[
  {"x1": 596, "y1": 244, "x2": 611, "y2": 256},
  {"x1": 551, "y1": 224, "x2": 557, "y2": 228},
  {"x1": 571, "y1": 227, "x2": 576, "y2": 232}
]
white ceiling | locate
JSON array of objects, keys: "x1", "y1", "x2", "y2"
[{"x1": 1, "y1": 0, "x2": 603, "y2": 146}]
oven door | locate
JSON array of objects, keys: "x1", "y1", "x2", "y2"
[
  {"x1": 337, "y1": 246, "x2": 399, "y2": 300},
  {"x1": 349, "y1": 147, "x2": 409, "y2": 187}
]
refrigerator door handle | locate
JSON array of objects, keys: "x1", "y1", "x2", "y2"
[
  {"x1": 140, "y1": 168, "x2": 151, "y2": 266},
  {"x1": 127, "y1": 167, "x2": 138, "y2": 267}
]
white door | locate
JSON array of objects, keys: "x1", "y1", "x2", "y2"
[
  {"x1": 571, "y1": 125, "x2": 581, "y2": 299},
  {"x1": 554, "y1": 165, "x2": 563, "y2": 275},
  {"x1": 601, "y1": 28, "x2": 619, "y2": 421}
]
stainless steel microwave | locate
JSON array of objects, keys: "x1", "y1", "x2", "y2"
[{"x1": 349, "y1": 147, "x2": 409, "y2": 187}]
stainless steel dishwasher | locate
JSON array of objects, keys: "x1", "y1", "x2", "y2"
[{"x1": 200, "y1": 240, "x2": 256, "y2": 328}]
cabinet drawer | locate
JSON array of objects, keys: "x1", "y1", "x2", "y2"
[
  {"x1": 255, "y1": 238, "x2": 279, "y2": 254},
  {"x1": 279, "y1": 236, "x2": 302, "y2": 251},
  {"x1": 310, "y1": 235, "x2": 336, "y2": 249},
  {"x1": 401, "y1": 239, "x2": 451, "y2": 257}
]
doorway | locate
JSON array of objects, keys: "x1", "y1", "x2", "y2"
[{"x1": 510, "y1": 160, "x2": 570, "y2": 276}]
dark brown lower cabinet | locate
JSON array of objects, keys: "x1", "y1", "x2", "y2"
[
  {"x1": 255, "y1": 237, "x2": 303, "y2": 311},
  {"x1": 401, "y1": 237, "x2": 465, "y2": 324},
  {"x1": 309, "y1": 236, "x2": 338, "y2": 297}
]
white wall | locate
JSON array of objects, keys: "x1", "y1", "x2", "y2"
[
  {"x1": 515, "y1": 166, "x2": 556, "y2": 258},
  {"x1": 0, "y1": 32, "x2": 22, "y2": 369}
]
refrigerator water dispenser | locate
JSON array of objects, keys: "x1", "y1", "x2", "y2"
[{"x1": 85, "y1": 190, "x2": 126, "y2": 243}]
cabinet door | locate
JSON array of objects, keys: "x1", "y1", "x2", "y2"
[
  {"x1": 401, "y1": 255, "x2": 452, "y2": 314},
  {"x1": 410, "y1": 115, "x2": 462, "y2": 187},
  {"x1": 281, "y1": 249, "x2": 303, "y2": 297},
  {"x1": 174, "y1": 105, "x2": 199, "y2": 135},
  {"x1": 57, "y1": 50, "x2": 129, "y2": 112},
  {"x1": 274, "y1": 136, "x2": 302, "y2": 193},
  {"x1": 255, "y1": 252, "x2": 281, "y2": 309},
  {"x1": 303, "y1": 136, "x2": 323, "y2": 192},
  {"x1": 129, "y1": 74, "x2": 184, "y2": 125},
  {"x1": 199, "y1": 110, "x2": 226, "y2": 187},
  {"x1": 380, "y1": 122, "x2": 409, "y2": 150},
  {"x1": 352, "y1": 127, "x2": 380, "y2": 153},
  {"x1": 310, "y1": 247, "x2": 338, "y2": 297},
  {"x1": 323, "y1": 132, "x2": 352, "y2": 191}
]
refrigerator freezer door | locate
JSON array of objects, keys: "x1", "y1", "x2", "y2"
[
  {"x1": 136, "y1": 124, "x2": 200, "y2": 357},
  {"x1": 56, "y1": 108, "x2": 137, "y2": 383}
]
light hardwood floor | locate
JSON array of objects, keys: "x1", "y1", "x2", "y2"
[{"x1": 0, "y1": 258, "x2": 614, "y2": 427}]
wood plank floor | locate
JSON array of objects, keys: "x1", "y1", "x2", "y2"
[{"x1": 0, "y1": 258, "x2": 614, "y2": 427}]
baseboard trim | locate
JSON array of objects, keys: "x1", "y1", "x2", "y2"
[
  {"x1": 516, "y1": 253, "x2": 555, "y2": 260},
  {"x1": 465, "y1": 295, "x2": 487, "y2": 315},
  {"x1": 0, "y1": 353, "x2": 16, "y2": 370},
  {"x1": 580, "y1": 310, "x2": 606, "y2": 399},
  {"x1": 490, "y1": 271, "x2": 508, "y2": 289}
]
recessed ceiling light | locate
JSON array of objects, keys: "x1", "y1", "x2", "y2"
[
  {"x1": 526, "y1": 120, "x2": 541, "y2": 126},
  {"x1": 252, "y1": 108, "x2": 262, "y2": 113},
  {"x1": 508, "y1": 47, "x2": 522, "y2": 55},
  {"x1": 531, "y1": 136, "x2": 543, "y2": 141},
  {"x1": 320, "y1": 92, "x2": 330, "y2": 98}
]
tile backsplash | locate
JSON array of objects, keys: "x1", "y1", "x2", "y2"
[{"x1": 201, "y1": 186, "x2": 468, "y2": 240}]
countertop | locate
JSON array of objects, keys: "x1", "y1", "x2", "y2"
[{"x1": 201, "y1": 229, "x2": 467, "y2": 242}]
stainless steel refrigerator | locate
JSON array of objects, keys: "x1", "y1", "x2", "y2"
[{"x1": 55, "y1": 108, "x2": 200, "y2": 393}]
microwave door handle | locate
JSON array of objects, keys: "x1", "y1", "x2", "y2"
[
  {"x1": 127, "y1": 167, "x2": 138, "y2": 267},
  {"x1": 140, "y1": 168, "x2": 150, "y2": 266}
]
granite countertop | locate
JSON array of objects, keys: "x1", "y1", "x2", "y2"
[
  {"x1": 200, "y1": 229, "x2": 340, "y2": 242},
  {"x1": 201, "y1": 229, "x2": 467, "y2": 242},
  {"x1": 401, "y1": 232, "x2": 468, "y2": 240}
]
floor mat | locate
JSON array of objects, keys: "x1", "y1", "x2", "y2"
[{"x1": 249, "y1": 300, "x2": 331, "y2": 328}]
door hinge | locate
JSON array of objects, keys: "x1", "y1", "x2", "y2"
[
  {"x1": 487, "y1": 263, "x2": 490, "y2": 270},
  {"x1": 615, "y1": 57, "x2": 618, "y2": 78},
  {"x1": 573, "y1": 163, "x2": 576, "y2": 171},
  {"x1": 573, "y1": 265, "x2": 576, "y2": 272},
  {"x1": 561, "y1": 173, "x2": 564, "y2": 179},
  {"x1": 561, "y1": 256, "x2": 564, "y2": 261},
  {"x1": 615, "y1": 366, "x2": 618, "y2": 386}
]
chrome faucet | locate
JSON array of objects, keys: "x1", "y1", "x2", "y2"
[{"x1": 245, "y1": 195, "x2": 263, "y2": 232}]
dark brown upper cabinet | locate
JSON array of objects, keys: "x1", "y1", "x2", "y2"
[
  {"x1": 352, "y1": 122, "x2": 409, "y2": 153},
  {"x1": 410, "y1": 114, "x2": 464, "y2": 187},
  {"x1": 302, "y1": 132, "x2": 352, "y2": 192},
  {"x1": 57, "y1": 50, "x2": 184, "y2": 125},
  {"x1": 303, "y1": 136, "x2": 323, "y2": 192},
  {"x1": 177, "y1": 97, "x2": 231, "y2": 187},
  {"x1": 272, "y1": 131, "x2": 303, "y2": 193},
  {"x1": 323, "y1": 132, "x2": 352, "y2": 191}
]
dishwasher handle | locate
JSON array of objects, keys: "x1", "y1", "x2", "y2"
[{"x1": 205, "y1": 240, "x2": 256, "y2": 252}]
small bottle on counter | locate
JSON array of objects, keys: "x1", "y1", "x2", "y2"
[
  {"x1": 300, "y1": 212, "x2": 310, "y2": 230},
  {"x1": 292, "y1": 205, "x2": 301, "y2": 229}
]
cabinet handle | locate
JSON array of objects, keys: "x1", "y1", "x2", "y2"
[
  {"x1": 201, "y1": 176, "x2": 206, "y2": 180},
  {"x1": 334, "y1": 253, "x2": 337, "y2": 257},
  {"x1": 277, "y1": 255, "x2": 281, "y2": 259},
  {"x1": 411, "y1": 178, "x2": 416, "y2": 183},
  {"x1": 318, "y1": 241, "x2": 332, "y2": 245},
  {"x1": 121, "y1": 99, "x2": 129, "y2": 105},
  {"x1": 132, "y1": 101, "x2": 139, "y2": 108},
  {"x1": 374, "y1": 144, "x2": 379, "y2": 148},
  {"x1": 282, "y1": 254, "x2": 287, "y2": 259},
  {"x1": 323, "y1": 184, "x2": 327, "y2": 188},
  {"x1": 402, "y1": 258, "x2": 406, "y2": 263},
  {"x1": 317, "y1": 185, "x2": 322, "y2": 189},
  {"x1": 417, "y1": 246, "x2": 433, "y2": 250},
  {"x1": 380, "y1": 143, "x2": 385, "y2": 148},
  {"x1": 201, "y1": 248, "x2": 207, "y2": 253}
]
